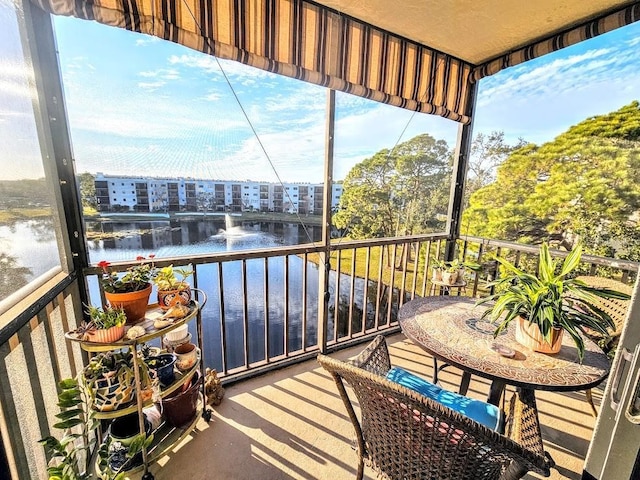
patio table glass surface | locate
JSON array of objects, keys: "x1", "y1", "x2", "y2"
[{"x1": 398, "y1": 296, "x2": 611, "y2": 399}]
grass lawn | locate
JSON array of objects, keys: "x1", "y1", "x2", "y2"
[
  {"x1": 0, "y1": 208, "x2": 53, "y2": 223},
  {"x1": 307, "y1": 243, "x2": 433, "y2": 295}
]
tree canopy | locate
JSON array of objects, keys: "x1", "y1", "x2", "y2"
[
  {"x1": 334, "y1": 134, "x2": 451, "y2": 239},
  {"x1": 463, "y1": 101, "x2": 640, "y2": 257}
]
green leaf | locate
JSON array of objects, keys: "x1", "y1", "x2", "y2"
[
  {"x1": 53, "y1": 418, "x2": 84, "y2": 430},
  {"x1": 538, "y1": 243, "x2": 555, "y2": 282},
  {"x1": 55, "y1": 408, "x2": 84, "y2": 421},
  {"x1": 57, "y1": 397, "x2": 83, "y2": 408},
  {"x1": 559, "y1": 243, "x2": 582, "y2": 277},
  {"x1": 58, "y1": 378, "x2": 79, "y2": 390}
]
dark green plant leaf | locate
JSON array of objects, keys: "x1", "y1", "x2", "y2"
[
  {"x1": 53, "y1": 418, "x2": 84, "y2": 430},
  {"x1": 55, "y1": 408, "x2": 84, "y2": 421},
  {"x1": 58, "y1": 378, "x2": 79, "y2": 390}
]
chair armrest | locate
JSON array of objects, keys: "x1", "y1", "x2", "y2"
[{"x1": 348, "y1": 335, "x2": 391, "y2": 376}]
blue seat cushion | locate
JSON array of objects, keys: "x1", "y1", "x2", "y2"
[{"x1": 386, "y1": 367, "x2": 503, "y2": 432}]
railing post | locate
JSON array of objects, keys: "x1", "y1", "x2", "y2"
[
  {"x1": 317, "y1": 89, "x2": 335, "y2": 353},
  {"x1": 445, "y1": 81, "x2": 478, "y2": 262}
]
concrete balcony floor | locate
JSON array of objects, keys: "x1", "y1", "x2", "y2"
[{"x1": 146, "y1": 333, "x2": 599, "y2": 479}]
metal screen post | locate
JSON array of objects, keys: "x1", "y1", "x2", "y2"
[
  {"x1": 445, "y1": 82, "x2": 478, "y2": 261},
  {"x1": 317, "y1": 89, "x2": 335, "y2": 353}
]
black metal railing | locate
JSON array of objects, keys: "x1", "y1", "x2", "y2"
[{"x1": 1, "y1": 233, "x2": 639, "y2": 479}]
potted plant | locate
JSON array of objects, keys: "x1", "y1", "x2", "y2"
[
  {"x1": 83, "y1": 305, "x2": 127, "y2": 343},
  {"x1": 431, "y1": 259, "x2": 446, "y2": 281},
  {"x1": 153, "y1": 265, "x2": 193, "y2": 310},
  {"x1": 442, "y1": 263, "x2": 460, "y2": 285},
  {"x1": 144, "y1": 352, "x2": 177, "y2": 387},
  {"x1": 98, "y1": 256, "x2": 155, "y2": 324},
  {"x1": 82, "y1": 351, "x2": 137, "y2": 412},
  {"x1": 40, "y1": 377, "x2": 153, "y2": 480},
  {"x1": 478, "y1": 243, "x2": 630, "y2": 360}
]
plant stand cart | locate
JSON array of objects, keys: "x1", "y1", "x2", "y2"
[{"x1": 65, "y1": 289, "x2": 210, "y2": 479}]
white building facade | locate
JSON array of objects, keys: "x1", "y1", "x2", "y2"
[{"x1": 94, "y1": 174, "x2": 342, "y2": 214}]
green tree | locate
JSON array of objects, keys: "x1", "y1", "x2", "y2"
[
  {"x1": 78, "y1": 172, "x2": 97, "y2": 209},
  {"x1": 334, "y1": 134, "x2": 451, "y2": 239},
  {"x1": 466, "y1": 131, "x2": 527, "y2": 202},
  {"x1": 463, "y1": 101, "x2": 640, "y2": 257}
]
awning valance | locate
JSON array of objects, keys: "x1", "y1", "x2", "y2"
[
  {"x1": 472, "y1": 2, "x2": 640, "y2": 81},
  {"x1": 31, "y1": 0, "x2": 474, "y2": 123},
  {"x1": 30, "y1": 0, "x2": 640, "y2": 124}
]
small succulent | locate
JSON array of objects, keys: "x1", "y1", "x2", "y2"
[{"x1": 87, "y1": 305, "x2": 126, "y2": 329}]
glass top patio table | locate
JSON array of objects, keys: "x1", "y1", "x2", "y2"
[{"x1": 398, "y1": 296, "x2": 611, "y2": 405}]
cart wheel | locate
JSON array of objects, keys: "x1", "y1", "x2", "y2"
[
  {"x1": 142, "y1": 472, "x2": 155, "y2": 480},
  {"x1": 202, "y1": 408, "x2": 213, "y2": 422}
]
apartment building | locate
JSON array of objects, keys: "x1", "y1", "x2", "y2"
[{"x1": 94, "y1": 174, "x2": 343, "y2": 214}]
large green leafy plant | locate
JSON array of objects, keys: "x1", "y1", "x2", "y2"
[
  {"x1": 39, "y1": 378, "x2": 152, "y2": 480},
  {"x1": 478, "y1": 243, "x2": 630, "y2": 360}
]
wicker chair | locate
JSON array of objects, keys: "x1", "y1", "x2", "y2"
[
  {"x1": 576, "y1": 276, "x2": 632, "y2": 416},
  {"x1": 318, "y1": 335, "x2": 553, "y2": 480}
]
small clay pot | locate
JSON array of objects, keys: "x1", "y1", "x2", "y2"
[{"x1": 175, "y1": 342, "x2": 198, "y2": 371}]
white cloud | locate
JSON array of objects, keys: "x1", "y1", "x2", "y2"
[
  {"x1": 627, "y1": 37, "x2": 640, "y2": 47},
  {"x1": 168, "y1": 54, "x2": 277, "y2": 80},
  {"x1": 139, "y1": 68, "x2": 180, "y2": 80},
  {"x1": 474, "y1": 34, "x2": 640, "y2": 145},
  {"x1": 135, "y1": 36, "x2": 160, "y2": 47},
  {"x1": 137, "y1": 80, "x2": 166, "y2": 91},
  {"x1": 202, "y1": 92, "x2": 222, "y2": 102},
  {"x1": 478, "y1": 48, "x2": 613, "y2": 107}
]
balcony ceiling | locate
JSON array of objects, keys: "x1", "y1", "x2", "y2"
[{"x1": 314, "y1": 0, "x2": 634, "y2": 64}]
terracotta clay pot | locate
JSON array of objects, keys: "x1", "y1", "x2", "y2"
[
  {"x1": 85, "y1": 324, "x2": 125, "y2": 343},
  {"x1": 515, "y1": 316, "x2": 563, "y2": 354},
  {"x1": 105, "y1": 284, "x2": 152, "y2": 324},
  {"x1": 157, "y1": 284, "x2": 192, "y2": 310}
]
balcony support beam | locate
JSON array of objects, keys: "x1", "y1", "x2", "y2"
[
  {"x1": 445, "y1": 81, "x2": 478, "y2": 262},
  {"x1": 317, "y1": 89, "x2": 336, "y2": 353}
]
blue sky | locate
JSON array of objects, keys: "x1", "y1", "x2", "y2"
[{"x1": 2, "y1": 12, "x2": 640, "y2": 182}]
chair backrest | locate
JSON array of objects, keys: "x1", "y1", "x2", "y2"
[
  {"x1": 317, "y1": 336, "x2": 551, "y2": 480},
  {"x1": 577, "y1": 276, "x2": 632, "y2": 348}
]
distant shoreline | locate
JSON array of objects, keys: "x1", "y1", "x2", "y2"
[{"x1": 84, "y1": 211, "x2": 324, "y2": 225}]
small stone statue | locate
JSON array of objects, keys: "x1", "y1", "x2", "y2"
[{"x1": 204, "y1": 368, "x2": 224, "y2": 406}]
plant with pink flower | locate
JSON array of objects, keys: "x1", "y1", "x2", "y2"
[{"x1": 97, "y1": 255, "x2": 156, "y2": 293}]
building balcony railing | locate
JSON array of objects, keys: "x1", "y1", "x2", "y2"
[{"x1": 0, "y1": 234, "x2": 637, "y2": 479}]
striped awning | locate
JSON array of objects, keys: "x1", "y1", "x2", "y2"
[
  {"x1": 30, "y1": 0, "x2": 640, "y2": 124},
  {"x1": 472, "y1": 2, "x2": 640, "y2": 81},
  {"x1": 31, "y1": 0, "x2": 474, "y2": 124}
]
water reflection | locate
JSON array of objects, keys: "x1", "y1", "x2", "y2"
[
  {"x1": 0, "y1": 220, "x2": 58, "y2": 302},
  {"x1": 85, "y1": 218, "x2": 398, "y2": 373}
]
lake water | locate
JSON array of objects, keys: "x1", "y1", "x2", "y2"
[
  {"x1": 3, "y1": 217, "x2": 392, "y2": 372},
  {"x1": 86, "y1": 217, "x2": 391, "y2": 371}
]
